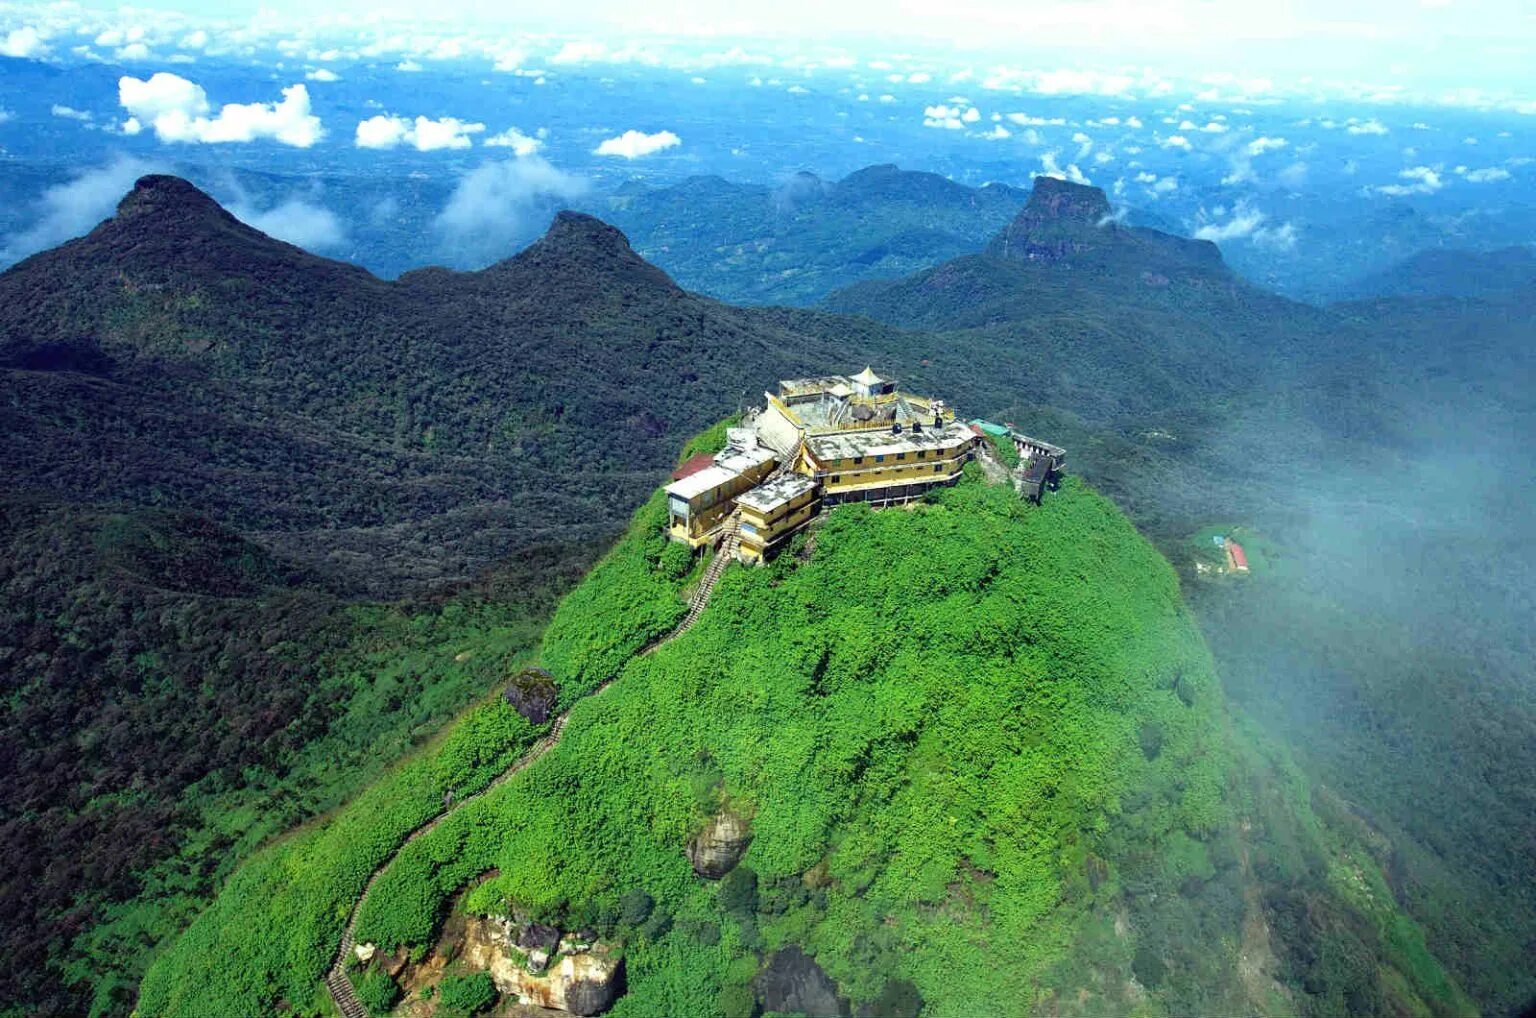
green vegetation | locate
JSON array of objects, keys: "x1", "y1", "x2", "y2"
[
  {"x1": 437, "y1": 972, "x2": 497, "y2": 1015},
  {"x1": 350, "y1": 968, "x2": 402, "y2": 1013},
  {"x1": 144, "y1": 467, "x2": 1440, "y2": 1017},
  {"x1": 984, "y1": 431, "x2": 1021, "y2": 469},
  {"x1": 0, "y1": 500, "x2": 588, "y2": 1017},
  {"x1": 135, "y1": 492, "x2": 692, "y2": 1017}
]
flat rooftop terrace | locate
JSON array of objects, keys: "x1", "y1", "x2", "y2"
[
  {"x1": 807, "y1": 421, "x2": 974, "y2": 462},
  {"x1": 737, "y1": 473, "x2": 818, "y2": 514}
]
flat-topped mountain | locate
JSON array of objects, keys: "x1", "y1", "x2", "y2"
[{"x1": 988, "y1": 176, "x2": 1224, "y2": 275}]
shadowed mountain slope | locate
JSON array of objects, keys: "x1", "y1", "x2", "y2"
[{"x1": 0, "y1": 177, "x2": 863, "y2": 594}]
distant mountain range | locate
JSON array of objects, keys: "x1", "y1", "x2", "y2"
[
  {"x1": 600, "y1": 163, "x2": 1031, "y2": 305},
  {"x1": 1340, "y1": 244, "x2": 1536, "y2": 300}
]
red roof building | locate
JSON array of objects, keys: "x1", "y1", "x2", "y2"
[
  {"x1": 1226, "y1": 541, "x2": 1250, "y2": 572},
  {"x1": 670, "y1": 452, "x2": 717, "y2": 481}
]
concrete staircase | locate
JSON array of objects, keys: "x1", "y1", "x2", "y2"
[
  {"x1": 771, "y1": 434, "x2": 807, "y2": 480},
  {"x1": 325, "y1": 925, "x2": 367, "y2": 1018},
  {"x1": 676, "y1": 515, "x2": 739, "y2": 636}
]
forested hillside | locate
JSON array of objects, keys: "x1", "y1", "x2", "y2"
[
  {"x1": 141, "y1": 468, "x2": 1469, "y2": 1018},
  {"x1": 1, "y1": 172, "x2": 1529, "y2": 1016},
  {"x1": 820, "y1": 180, "x2": 1536, "y2": 1013}
]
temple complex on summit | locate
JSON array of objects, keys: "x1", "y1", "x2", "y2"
[{"x1": 665, "y1": 368, "x2": 1065, "y2": 563}]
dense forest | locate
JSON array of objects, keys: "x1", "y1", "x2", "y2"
[
  {"x1": 141, "y1": 468, "x2": 1468, "y2": 1017},
  {"x1": 1, "y1": 172, "x2": 1531, "y2": 1015}
]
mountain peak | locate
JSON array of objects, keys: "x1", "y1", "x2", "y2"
[
  {"x1": 1022, "y1": 175, "x2": 1113, "y2": 223},
  {"x1": 115, "y1": 174, "x2": 244, "y2": 230},
  {"x1": 539, "y1": 210, "x2": 637, "y2": 254},
  {"x1": 987, "y1": 174, "x2": 1222, "y2": 274},
  {"x1": 488, "y1": 210, "x2": 680, "y2": 293}
]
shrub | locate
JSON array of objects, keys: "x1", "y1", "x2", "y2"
[
  {"x1": 437, "y1": 971, "x2": 496, "y2": 1015},
  {"x1": 352, "y1": 969, "x2": 402, "y2": 1013}
]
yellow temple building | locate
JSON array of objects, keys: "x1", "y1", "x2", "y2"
[{"x1": 665, "y1": 368, "x2": 986, "y2": 563}]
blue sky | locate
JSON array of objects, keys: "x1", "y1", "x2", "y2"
[
  {"x1": 1, "y1": 0, "x2": 1531, "y2": 291},
  {"x1": 5, "y1": 0, "x2": 1534, "y2": 106}
]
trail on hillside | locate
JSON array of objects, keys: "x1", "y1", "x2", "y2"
[{"x1": 325, "y1": 545, "x2": 733, "y2": 1017}]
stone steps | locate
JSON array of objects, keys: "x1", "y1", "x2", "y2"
[{"x1": 324, "y1": 519, "x2": 736, "y2": 1017}]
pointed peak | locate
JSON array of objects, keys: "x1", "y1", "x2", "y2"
[
  {"x1": 116, "y1": 175, "x2": 236, "y2": 223},
  {"x1": 496, "y1": 210, "x2": 679, "y2": 291},
  {"x1": 538, "y1": 210, "x2": 637, "y2": 253}
]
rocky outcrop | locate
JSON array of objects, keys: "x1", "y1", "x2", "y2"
[
  {"x1": 461, "y1": 915, "x2": 623, "y2": 1016},
  {"x1": 755, "y1": 947, "x2": 849, "y2": 1017},
  {"x1": 504, "y1": 668, "x2": 559, "y2": 724},
  {"x1": 687, "y1": 810, "x2": 752, "y2": 879}
]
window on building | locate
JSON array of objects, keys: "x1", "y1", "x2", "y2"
[
  {"x1": 934, "y1": 464, "x2": 942, "y2": 472},
  {"x1": 854, "y1": 456, "x2": 864, "y2": 464},
  {"x1": 896, "y1": 452, "x2": 906, "y2": 461},
  {"x1": 875, "y1": 455, "x2": 885, "y2": 463},
  {"x1": 831, "y1": 475, "x2": 841, "y2": 483}
]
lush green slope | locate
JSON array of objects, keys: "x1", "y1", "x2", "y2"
[
  {"x1": 142, "y1": 470, "x2": 1467, "y2": 1017},
  {"x1": 0, "y1": 499, "x2": 588, "y2": 1016},
  {"x1": 134, "y1": 492, "x2": 694, "y2": 1016}
]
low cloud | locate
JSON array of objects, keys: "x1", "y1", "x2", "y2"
[
  {"x1": 922, "y1": 104, "x2": 981, "y2": 130},
  {"x1": 355, "y1": 114, "x2": 485, "y2": 151},
  {"x1": 306, "y1": 68, "x2": 339, "y2": 82},
  {"x1": 227, "y1": 195, "x2": 347, "y2": 251},
  {"x1": 1161, "y1": 134, "x2": 1191, "y2": 151},
  {"x1": 1192, "y1": 201, "x2": 1297, "y2": 250},
  {"x1": 1346, "y1": 118, "x2": 1389, "y2": 135},
  {"x1": 1373, "y1": 165, "x2": 1443, "y2": 196},
  {"x1": 1, "y1": 154, "x2": 163, "y2": 266},
  {"x1": 119, "y1": 73, "x2": 323, "y2": 147},
  {"x1": 1005, "y1": 112, "x2": 1066, "y2": 127},
  {"x1": 51, "y1": 105, "x2": 93, "y2": 122},
  {"x1": 1247, "y1": 136, "x2": 1287, "y2": 156},
  {"x1": 484, "y1": 127, "x2": 543, "y2": 156},
  {"x1": 593, "y1": 129, "x2": 680, "y2": 158},
  {"x1": 434, "y1": 157, "x2": 587, "y2": 265},
  {"x1": 1458, "y1": 166, "x2": 1512, "y2": 183},
  {"x1": 1038, "y1": 151, "x2": 1090, "y2": 185},
  {"x1": 1, "y1": 26, "x2": 48, "y2": 59}
]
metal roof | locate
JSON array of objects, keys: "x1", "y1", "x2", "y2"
[{"x1": 665, "y1": 465, "x2": 743, "y2": 500}]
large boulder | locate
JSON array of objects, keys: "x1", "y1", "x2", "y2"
[
  {"x1": 504, "y1": 667, "x2": 559, "y2": 724},
  {"x1": 755, "y1": 947, "x2": 849, "y2": 1017},
  {"x1": 461, "y1": 916, "x2": 624, "y2": 1016},
  {"x1": 687, "y1": 810, "x2": 752, "y2": 879}
]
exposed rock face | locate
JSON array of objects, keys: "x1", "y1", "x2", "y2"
[
  {"x1": 515, "y1": 921, "x2": 561, "y2": 972},
  {"x1": 986, "y1": 175, "x2": 1224, "y2": 274},
  {"x1": 755, "y1": 947, "x2": 849, "y2": 1017},
  {"x1": 504, "y1": 668, "x2": 559, "y2": 725},
  {"x1": 687, "y1": 810, "x2": 752, "y2": 879},
  {"x1": 462, "y1": 916, "x2": 623, "y2": 1016}
]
